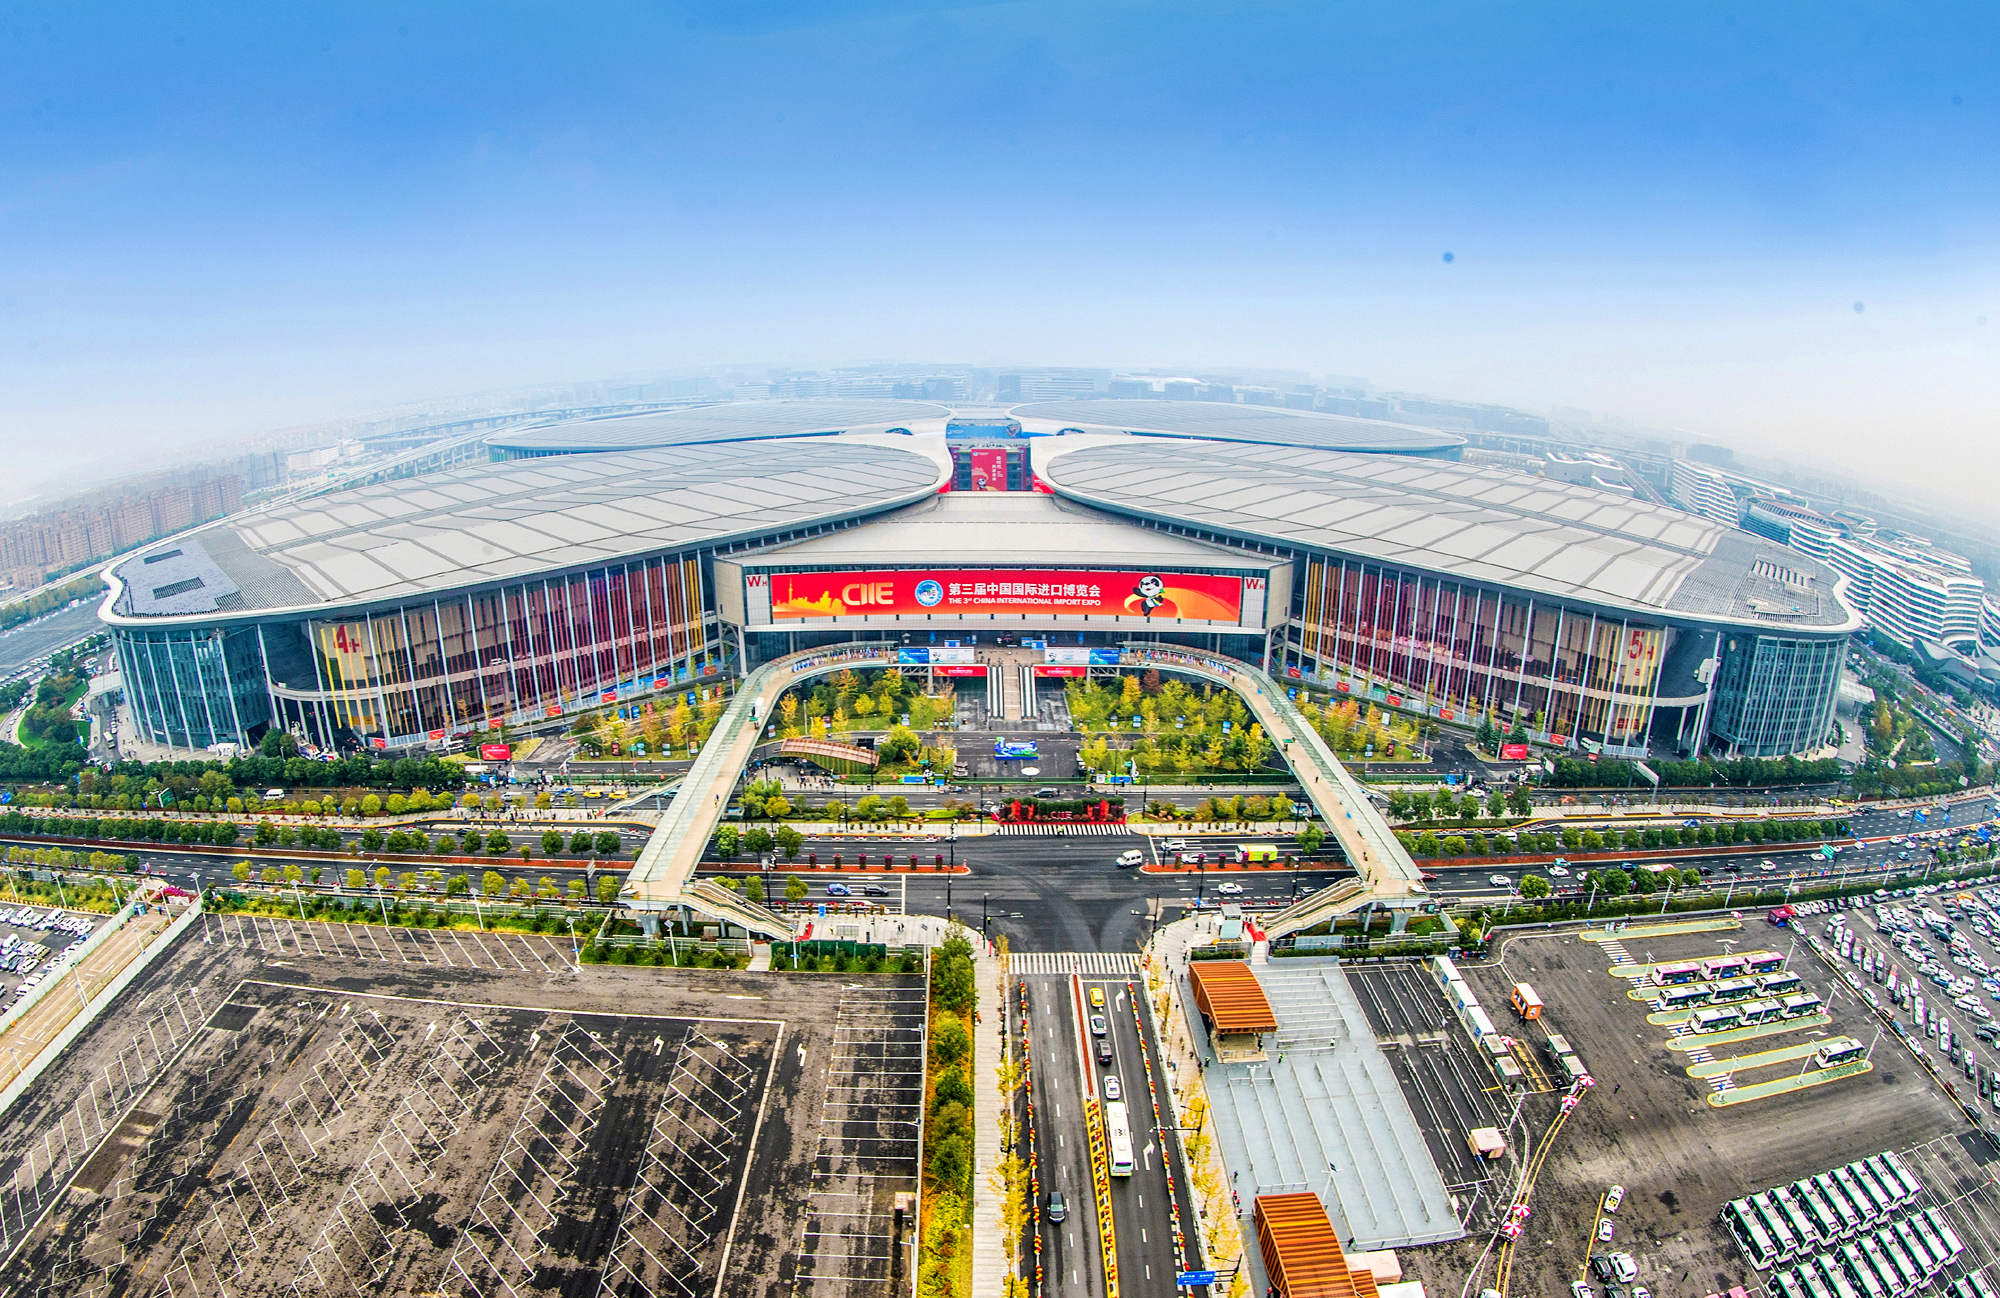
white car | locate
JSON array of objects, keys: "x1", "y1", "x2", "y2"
[
  {"x1": 1489, "y1": 874, "x2": 1512, "y2": 888},
  {"x1": 1215, "y1": 881, "x2": 1244, "y2": 896},
  {"x1": 1604, "y1": 1185, "x2": 1624, "y2": 1213},
  {"x1": 1102, "y1": 1075, "x2": 1122, "y2": 1100},
  {"x1": 1548, "y1": 864, "x2": 1571, "y2": 878}
]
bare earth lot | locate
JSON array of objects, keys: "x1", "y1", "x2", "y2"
[
  {"x1": 1397, "y1": 924, "x2": 1980, "y2": 1298},
  {"x1": 0, "y1": 913, "x2": 923, "y2": 1298}
]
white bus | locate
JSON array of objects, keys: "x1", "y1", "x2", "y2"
[
  {"x1": 1818, "y1": 1039, "x2": 1868, "y2": 1069},
  {"x1": 1693, "y1": 1006, "x2": 1745, "y2": 1034},
  {"x1": 1726, "y1": 1198, "x2": 1780, "y2": 1270},
  {"x1": 1105, "y1": 1100, "x2": 1134, "y2": 1177}
]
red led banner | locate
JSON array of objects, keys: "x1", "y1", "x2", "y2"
[{"x1": 768, "y1": 569, "x2": 1242, "y2": 622}]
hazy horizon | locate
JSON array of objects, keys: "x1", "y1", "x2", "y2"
[{"x1": 2, "y1": 3, "x2": 1994, "y2": 515}]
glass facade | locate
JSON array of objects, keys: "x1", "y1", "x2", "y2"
[
  {"x1": 1706, "y1": 634, "x2": 1844, "y2": 758},
  {"x1": 1284, "y1": 556, "x2": 1668, "y2": 754},
  {"x1": 116, "y1": 552, "x2": 724, "y2": 753}
]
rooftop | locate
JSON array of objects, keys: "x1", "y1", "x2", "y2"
[
  {"x1": 1011, "y1": 398, "x2": 1465, "y2": 455},
  {"x1": 725, "y1": 491, "x2": 1281, "y2": 572},
  {"x1": 1188, "y1": 959, "x2": 1281, "y2": 1034},
  {"x1": 485, "y1": 398, "x2": 952, "y2": 454},
  {"x1": 106, "y1": 437, "x2": 944, "y2": 623},
  {"x1": 1039, "y1": 437, "x2": 1861, "y2": 633}
]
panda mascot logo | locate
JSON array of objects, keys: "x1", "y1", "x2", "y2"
[{"x1": 1131, "y1": 574, "x2": 1168, "y2": 619}]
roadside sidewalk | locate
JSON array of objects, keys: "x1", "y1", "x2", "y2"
[{"x1": 971, "y1": 950, "x2": 1007, "y2": 1298}]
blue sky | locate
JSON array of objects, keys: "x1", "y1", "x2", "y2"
[{"x1": 1, "y1": 2, "x2": 1995, "y2": 509}]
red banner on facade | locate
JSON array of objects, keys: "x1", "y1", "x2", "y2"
[
  {"x1": 545, "y1": 705, "x2": 562, "y2": 717},
  {"x1": 1499, "y1": 743, "x2": 1530, "y2": 760},
  {"x1": 1032, "y1": 664, "x2": 1088, "y2": 677},
  {"x1": 968, "y1": 447, "x2": 1008, "y2": 491},
  {"x1": 427, "y1": 729, "x2": 446, "y2": 741},
  {"x1": 600, "y1": 690, "x2": 617, "y2": 703},
  {"x1": 487, "y1": 718, "x2": 504, "y2": 730},
  {"x1": 479, "y1": 743, "x2": 512, "y2": 761},
  {"x1": 371, "y1": 737, "x2": 387, "y2": 749},
  {"x1": 768, "y1": 568, "x2": 1243, "y2": 623},
  {"x1": 932, "y1": 664, "x2": 989, "y2": 677}
]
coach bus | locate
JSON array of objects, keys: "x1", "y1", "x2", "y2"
[
  {"x1": 1105, "y1": 1100, "x2": 1134, "y2": 1177},
  {"x1": 1703, "y1": 953, "x2": 1752, "y2": 981},
  {"x1": 1710, "y1": 977, "x2": 1762, "y2": 1004},
  {"x1": 1746, "y1": 951, "x2": 1787, "y2": 975},
  {"x1": 1817, "y1": 1039, "x2": 1866, "y2": 1069},
  {"x1": 1661, "y1": 984, "x2": 1714, "y2": 1011},
  {"x1": 1725, "y1": 1198, "x2": 1781, "y2": 1270},
  {"x1": 1780, "y1": 993, "x2": 1824, "y2": 1019},
  {"x1": 1758, "y1": 971, "x2": 1805, "y2": 998},
  {"x1": 1692, "y1": 1006, "x2": 1745, "y2": 1034},
  {"x1": 1652, "y1": 960, "x2": 1703, "y2": 986}
]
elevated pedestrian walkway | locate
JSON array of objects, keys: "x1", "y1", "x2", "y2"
[
  {"x1": 1119, "y1": 647, "x2": 1433, "y2": 937},
  {"x1": 621, "y1": 642, "x2": 898, "y2": 939}
]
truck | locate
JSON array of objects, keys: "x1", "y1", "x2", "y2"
[
  {"x1": 1236, "y1": 844, "x2": 1281, "y2": 864},
  {"x1": 1768, "y1": 905, "x2": 1797, "y2": 927}
]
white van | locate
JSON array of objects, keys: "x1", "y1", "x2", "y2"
[{"x1": 1116, "y1": 850, "x2": 1145, "y2": 869}]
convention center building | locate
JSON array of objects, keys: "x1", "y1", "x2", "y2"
[{"x1": 99, "y1": 398, "x2": 1859, "y2": 760}]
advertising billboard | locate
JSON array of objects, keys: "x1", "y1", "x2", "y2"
[
  {"x1": 1032, "y1": 664, "x2": 1088, "y2": 677},
  {"x1": 1499, "y1": 743, "x2": 1530, "y2": 760},
  {"x1": 968, "y1": 447, "x2": 1008, "y2": 491},
  {"x1": 769, "y1": 569, "x2": 1243, "y2": 623},
  {"x1": 1045, "y1": 647, "x2": 1122, "y2": 666},
  {"x1": 479, "y1": 743, "x2": 513, "y2": 762},
  {"x1": 933, "y1": 664, "x2": 988, "y2": 677},
  {"x1": 898, "y1": 646, "x2": 977, "y2": 665}
]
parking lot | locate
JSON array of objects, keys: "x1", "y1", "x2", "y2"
[
  {"x1": 1397, "y1": 918, "x2": 1974, "y2": 1298},
  {"x1": 0, "y1": 905, "x2": 897, "y2": 1298},
  {"x1": 0, "y1": 903, "x2": 109, "y2": 1007}
]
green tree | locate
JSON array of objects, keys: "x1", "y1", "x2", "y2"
[
  {"x1": 597, "y1": 874, "x2": 620, "y2": 904},
  {"x1": 786, "y1": 874, "x2": 809, "y2": 902},
  {"x1": 1595, "y1": 867, "x2": 1633, "y2": 895},
  {"x1": 745, "y1": 875, "x2": 765, "y2": 903},
  {"x1": 481, "y1": 870, "x2": 505, "y2": 896},
  {"x1": 446, "y1": 873, "x2": 470, "y2": 895},
  {"x1": 743, "y1": 826, "x2": 774, "y2": 855},
  {"x1": 930, "y1": 1011, "x2": 971, "y2": 1066},
  {"x1": 1297, "y1": 824, "x2": 1326, "y2": 854},
  {"x1": 486, "y1": 830, "x2": 511, "y2": 854},
  {"x1": 373, "y1": 865, "x2": 391, "y2": 890},
  {"x1": 231, "y1": 859, "x2": 251, "y2": 882},
  {"x1": 542, "y1": 830, "x2": 565, "y2": 855},
  {"x1": 1518, "y1": 874, "x2": 1551, "y2": 899},
  {"x1": 346, "y1": 868, "x2": 365, "y2": 889},
  {"x1": 359, "y1": 827, "x2": 384, "y2": 852},
  {"x1": 715, "y1": 826, "x2": 739, "y2": 858},
  {"x1": 570, "y1": 830, "x2": 593, "y2": 854},
  {"x1": 593, "y1": 831, "x2": 621, "y2": 857},
  {"x1": 776, "y1": 824, "x2": 804, "y2": 860}
]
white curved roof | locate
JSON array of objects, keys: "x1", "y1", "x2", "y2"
[
  {"x1": 1013, "y1": 398, "x2": 1464, "y2": 455},
  {"x1": 105, "y1": 437, "x2": 945, "y2": 624},
  {"x1": 1037, "y1": 437, "x2": 1860, "y2": 633}
]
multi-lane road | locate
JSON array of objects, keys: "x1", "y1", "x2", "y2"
[{"x1": 1018, "y1": 967, "x2": 1202, "y2": 1298}]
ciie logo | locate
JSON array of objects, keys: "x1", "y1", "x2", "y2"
[
  {"x1": 841, "y1": 580, "x2": 897, "y2": 607},
  {"x1": 914, "y1": 579, "x2": 944, "y2": 607}
]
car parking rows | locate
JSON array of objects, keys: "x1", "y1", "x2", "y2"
[{"x1": 198, "y1": 911, "x2": 578, "y2": 974}]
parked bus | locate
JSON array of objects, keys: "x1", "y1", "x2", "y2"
[
  {"x1": 1653, "y1": 960, "x2": 1704, "y2": 986},
  {"x1": 1725, "y1": 1198, "x2": 1781, "y2": 1270},
  {"x1": 1813, "y1": 1173, "x2": 1863, "y2": 1236},
  {"x1": 1746, "y1": 951, "x2": 1787, "y2": 974},
  {"x1": 1781, "y1": 993, "x2": 1825, "y2": 1019},
  {"x1": 1751, "y1": 1192, "x2": 1800, "y2": 1258},
  {"x1": 1711, "y1": 977, "x2": 1762, "y2": 1004},
  {"x1": 1739, "y1": 998, "x2": 1786, "y2": 1027},
  {"x1": 1840, "y1": 1244, "x2": 1886, "y2": 1298},
  {"x1": 1662, "y1": 984, "x2": 1715, "y2": 1010},
  {"x1": 1791, "y1": 1182, "x2": 1842, "y2": 1244},
  {"x1": 1891, "y1": 1221, "x2": 1936, "y2": 1277},
  {"x1": 1703, "y1": 953, "x2": 1752, "y2": 980},
  {"x1": 1859, "y1": 1235, "x2": 1911, "y2": 1295},
  {"x1": 1862, "y1": 1155, "x2": 1912, "y2": 1207},
  {"x1": 1773, "y1": 1186, "x2": 1820, "y2": 1251},
  {"x1": 1759, "y1": 971, "x2": 1806, "y2": 997},
  {"x1": 1693, "y1": 1006, "x2": 1745, "y2": 1034},
  {"x1": 1879, "y1": 1150, "x2": 1923, "y2": 1202},
  {"x1": 1832, "y1": 1167, "x2": 1882, "y2": 1223},
  {"x1": 1921, "y1": 1208, "x2": 1963, "y2": 1262},
  {"x1": 1794, "y1": 1262, "x2": 1836, "y2": 1298},
  {"x1": 1772, "y1": 1270, "x2": 1811, "y2": 1298},
  {"x1": 1845, "y1": 1162, "x2": 1895, "y2": 1220},
  {"x1": 1818, "y1": 1039, "x2": 1867, "y2": 1069},
  {"x1": 1812, "y1": 1254, "x2": 1860, "y2": 1298}
]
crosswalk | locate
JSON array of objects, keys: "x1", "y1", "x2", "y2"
[
  {"x1": 991, "y1": 823, "x2": 1134, "y2": 837},
  {"x1": 1009, "y1": 951, "x2": 1141, "y2": 977}
]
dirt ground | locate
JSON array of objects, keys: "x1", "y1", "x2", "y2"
[
  {"x1": 0, "y1": 915, "x2": 921, "y2": 1298},
  {"x1": 1393, "y1": 923, "x2": 1975, "y2": 1298}
]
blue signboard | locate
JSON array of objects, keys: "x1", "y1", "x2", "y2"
[{"x1": 1177, "y1": 1272, "x2": 1217, "y2": 1287}]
